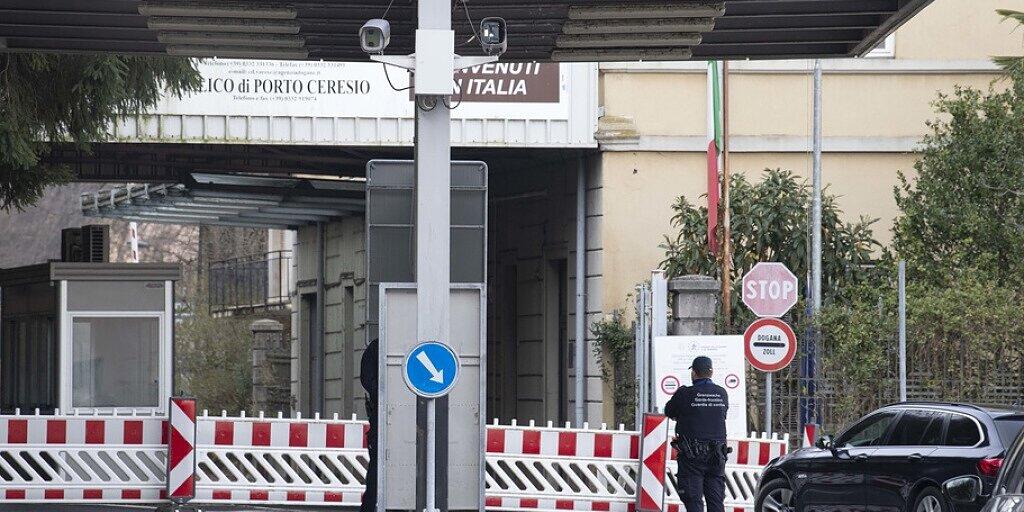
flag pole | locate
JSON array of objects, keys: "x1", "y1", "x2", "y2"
[{"x1": 720, "y1": 60, "x2": 732, "y2": 330}]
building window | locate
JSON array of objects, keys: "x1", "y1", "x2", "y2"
[
  {"x1": 866, "y1": 34, "x2": 896, "y2": 58},
  {"x1": 71, "y1": 316, "x2": 161, "y2": 408}
]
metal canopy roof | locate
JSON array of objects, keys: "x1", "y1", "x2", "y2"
[
  {"x1": 0, "y1": 0, "x2": 934, "y2": 61},
  {"x1": 81, "y1": 173, "x2": 366, "y2": 229}
]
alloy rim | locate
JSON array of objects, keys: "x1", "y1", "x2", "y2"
[
  {"x1": 918, "y1": 495, "x2": 942, "y2": 512},
  {"x1": 762, "y1": 487, "x2": 794, "y2": 512}
]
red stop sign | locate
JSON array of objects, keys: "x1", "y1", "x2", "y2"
[{"x1": 742, "y1": 262, "x2": 799, "y2": 318}]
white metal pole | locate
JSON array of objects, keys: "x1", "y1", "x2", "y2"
[
  {"x1": 574, "y1": 158, "x2": 587, "y2": 427},
  {"x1": 765, "y1": 373, "x2": 773, "y2": 434},
  {"x1": 415, "y1": 1, "x2": 451, "y2": 511},
  {"x1": 426, "y1": 398, "x2": 437, "y2": 512},
  {"x1": 811, "y1": 60, "x2": 823, "y2": 312},
  {"x1": 898, "y1": 260, "x2": 907, "y2": 402},
  {"x1": 635, "y1": 286, "x2": 643, "y2": 426}
]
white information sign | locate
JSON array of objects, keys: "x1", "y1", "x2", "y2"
[
  {"x1": 154, "y1": 59, "x2": 571, "y2": 120},
  {"x1": 653, "y1": 335, "x2": 748, "y2": 438}
]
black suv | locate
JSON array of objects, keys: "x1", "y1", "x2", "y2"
[{"x1": 755, "y1": 403, "x2": 1024, "y2": 512}]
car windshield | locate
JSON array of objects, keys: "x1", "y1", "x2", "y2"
[{"x1": 997, "y1": 427, "x2": 1024, "y2": 495}]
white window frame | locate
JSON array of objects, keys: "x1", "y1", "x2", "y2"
[
  {"x1": 58, "y1": 280, "x2": 173, "y2": 415},
  {"x1": 866, "y1": 34, "x2": 896, "y2": 58}
]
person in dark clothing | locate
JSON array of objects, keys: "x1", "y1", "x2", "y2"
[
  {"x1": 359, "y1": 339, "x2": 379, "y2": 512},
  {"x1": 663, "y1": 356, "x2": 729, "y2": 512}
]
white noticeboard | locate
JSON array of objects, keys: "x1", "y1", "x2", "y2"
[{"x1": 652, "y1": 335, "x2": 748, "y2": 438}]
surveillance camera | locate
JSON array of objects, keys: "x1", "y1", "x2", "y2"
[
  {"x1": 360, "y1": 19, "x2": 391, "y2": 54},
  {"x1": 479, "y1": 17, "x2": 507, "y2": 56}
]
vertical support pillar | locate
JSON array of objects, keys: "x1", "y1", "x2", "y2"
[
  {"x1": 667, "y1": 276, "x2": 718, "y2": 336},
  {"x1": 252, "y1": 319, "x2": 290, "y2": 414},
  {"x1": 414, "y1": 3, "x2": 452, "y2": 512},
  {"x1": 311, "y1": 221, "x2": 326, "y2": 414},
  {"x1": 574, "y1": 158, "x2": 587, "y2": 427},
  {"x1": 898, "y1": 260, "x2": 907, "y2": 402},
  {"x1": 802, "y1": 59, "x2": 824, "y2": 432}
]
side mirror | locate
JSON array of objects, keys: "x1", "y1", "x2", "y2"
[
  {"x1": 815, "y1": 435, "x2": 834, "y2": 450},
  {"x1": 943, "y1": 476, "x2": 983, "y2": 504}
]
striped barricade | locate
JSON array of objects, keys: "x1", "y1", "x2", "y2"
[
  {"x1": 485, "y1": 419, "x2": 641, "y2": 512},
  {"x1": 0, "y1": 409, "x2": 788, "y2": 509},
  {"x1": 664, "y1": 430, "x2": 789, "y2": 512},
  {"x1": 192, "y1": 410, "x2": 369, "y2": 506},
  {"x1": 0, "y1": 410, "x2": 167, "y2": 503}
]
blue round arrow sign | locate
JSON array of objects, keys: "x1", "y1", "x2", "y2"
[{"x1": 403, "y1": 342, "x2": 460, "y2": 398}]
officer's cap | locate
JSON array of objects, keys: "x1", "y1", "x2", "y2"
[{"x1": 689, "y1": 356, "x2": 713, "y2": 372}]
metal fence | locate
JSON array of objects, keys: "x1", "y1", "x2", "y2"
[{"x1": 208, "y1": 250, "x2": 292, "y2": 315}]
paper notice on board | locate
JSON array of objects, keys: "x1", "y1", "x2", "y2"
[{"x1": 652, "y1": 335, "x2": 748, "y2": 438}]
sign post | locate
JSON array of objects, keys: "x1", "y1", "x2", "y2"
[
  {"x1": 403, "y1": 341, "x2": 461, "y2": 512},
  {"x1": 741, "y1": 262, "x2": 799, "y2": 436}
]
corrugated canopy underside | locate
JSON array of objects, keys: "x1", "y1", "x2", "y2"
[{"x1": 0, "y1": 0, "x2": 933, "y2": 62}]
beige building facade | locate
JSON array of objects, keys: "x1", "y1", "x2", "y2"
[{"x1": 596, "y1": 0, "x2": 1024, "y2": 321}]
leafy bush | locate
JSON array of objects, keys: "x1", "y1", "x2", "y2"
[
  {"x1": 816, "y1": 270, "x2": 1024, "y2": 425},
  {"x1": 894, "y1": 67, "x2": 1024, "y2": 289},
  {"x1": 660, "y1": 169, "x2": 880, "y2": 330},
  {"x1": 175, "y1": 310, "x2": 254, "y2": 414},
  {"x1": 591, "y1": 313, "x2": 636, "y2": 428}
]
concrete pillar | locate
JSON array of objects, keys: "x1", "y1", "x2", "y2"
[
  {"x1": 668, "y1": 276, "x2": 719, "y2": 335},
  {"x1": 251, "y1": 319, "x2": 291, "y2": 414}
]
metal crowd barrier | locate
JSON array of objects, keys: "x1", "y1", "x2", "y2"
[{"x1": 0, "y1": 409, "x2": 789, "y2": 511}]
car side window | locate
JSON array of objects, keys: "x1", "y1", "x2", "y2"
[
  {"x1": 838, "y1": 412, "x2": 897, "y2": 448},
  {"x1": 945, "y1": 415, "x2": 982, "y2": 447},
  {"x1": 886, "y1": 410, "x2": 946, "y2": 446}
]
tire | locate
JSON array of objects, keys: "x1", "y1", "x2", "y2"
[
  {"x1": 756, "y1": 478, "x2": 795, "y2": 512},
  {"x1": 912, "y1": 487, "x2": 949, "y2": 512}
]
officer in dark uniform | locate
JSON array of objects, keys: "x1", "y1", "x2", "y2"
[
  {"x1": 664, "y1": 356, "x2": 729, "y2": 512},
  {"x1": 359, "y1": 339, "x2": 379, "y2": 512}
]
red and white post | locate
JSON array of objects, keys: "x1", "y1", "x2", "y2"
[
  {"x1": 638, "y1": 414, "x2": 670, "y2": 512},
  {"x1": 167, "y1": 397, "x2": 197, "y2": 503}
]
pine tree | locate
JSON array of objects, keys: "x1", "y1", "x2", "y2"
[{"x1": 0, "y1": 54, "x2": 201, "y2": 211}]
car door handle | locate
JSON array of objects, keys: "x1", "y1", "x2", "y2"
[
  {"x1": 854, "y1": 454, "x2": 869, "y2": 462},
  {"x1": 908, "y1": 454, "x2": 923, "y2": 462}
]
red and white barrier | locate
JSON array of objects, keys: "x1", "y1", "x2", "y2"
[
  {"x1": 167, "y1": 397, "x2": 197, "y2": 502},
  {"x1": 638, "y1": 414, "x2": 670, "y2": 512},
  {"x1": 1, "y1": 410, "x2": 789, "y2": 510},
  {"x1": 193, "y1": 411, "x2": 368, "y2": 506},
  {"x1": 0, "y1": 410, "x2": 168, "y2": 503}
]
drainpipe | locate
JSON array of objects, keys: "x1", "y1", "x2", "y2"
[
  {"x1": 312, "y1": 221, "x2": 326, "y2": 414},
  {"x1": 574, "y1": 158, "x2": 587, "y2": 427}
]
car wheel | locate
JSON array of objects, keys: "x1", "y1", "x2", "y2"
[
  {"x1": 757, "y1": 478, "x2": 795, "y2": 512},
  {"x1": 913, "y1": 487, "x2": 948, "y2": 512}
]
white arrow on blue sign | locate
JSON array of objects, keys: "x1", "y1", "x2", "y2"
[{"x1": 403, "y1": 341, "x2": 461, "y2": 398}]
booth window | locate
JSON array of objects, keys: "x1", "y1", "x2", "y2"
[{"x1": 71, "y1": 316, "x2": 160, "y2": 408}]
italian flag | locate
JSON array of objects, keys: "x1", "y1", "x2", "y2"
[{"x1": 706, "y1": 61, "x2": 723, "y2": 255}]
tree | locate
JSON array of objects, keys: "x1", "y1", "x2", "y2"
[
  {"x1": 893, "y1": 66, "x2": 1024, "y2": 288},
  {"x1": 660, "y1": 169, "x2": 880, "y2": 329},
  {"x1": 995, "y1": 10, "x2": 1024, "y2": 72},
  {"x1": 0, "y1": 54, "x2": 200, "y2": 210}
]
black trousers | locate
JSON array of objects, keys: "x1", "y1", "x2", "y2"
[
  {"x1": 677, "y1": 453, "x2": 726, "y2": 512},
  {"x1": 360, "y1": 405, "x2": 378, "y2": 512}
]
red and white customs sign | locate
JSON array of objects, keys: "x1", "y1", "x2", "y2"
[{"x1": 744, "y1": 318, "x2": 798, "y2": 372}]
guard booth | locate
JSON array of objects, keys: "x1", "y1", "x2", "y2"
[{"x1": 0, "y1": 262, "x2": 180, "y2": 415}]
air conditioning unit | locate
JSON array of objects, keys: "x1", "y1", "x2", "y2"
[{"x1": 61, "y1": 225, "x2": 110, "y2": 263}]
